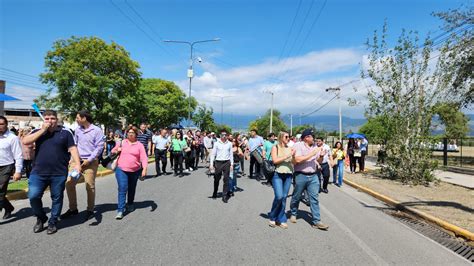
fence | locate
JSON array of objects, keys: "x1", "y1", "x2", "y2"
[{"x1": 324, "y1": 136, "x2": 474, "y2": 169}]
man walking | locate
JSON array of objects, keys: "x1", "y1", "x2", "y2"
[
  {"x1": 289, "y1": 128, "x2": 329, "y2": 230},
  {"x1": 62, "y1": 110, "x2": 104, "y2": 221},
  {"x1": 315, "y1": 136, "x2": 333, "y2": 194},
  {"x1": 203, "y1": 132, "x2": 214, "y2": 163},
  {"x1": 153, "y1": 129, "x2": 170, "y2": 176},
  {"x1": 0, "y1": 116, "x2": 23, "y2": 220},
  {"x1": 137, "y1": 123, "x2": 152, "y2": 156},
  {"x1": 209, "y1": 130, "x2": 233, "y2": 203},
  {"x1": 248, "y1": 129, "x2": 265, "y2": 180},
  {"x1": 22, "y1": 110, "x2": 82, "y2": 234}
]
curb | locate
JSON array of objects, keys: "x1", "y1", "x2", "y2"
[
  {"x1": 6, "y1": 158, "x2": 156, "y2": 201},
  {"x1": 344, "y1": 178, "x2": 474, "y2": 242}
]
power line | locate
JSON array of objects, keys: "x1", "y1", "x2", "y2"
[
  {"x1": 109, "y1": 0, "x2": 169, "y2": 55},
  {"x1": 300, "y1": 94, "x2": 337, "y2": 118},
  {"x1": 4, "y1": 81, "x2": 47, "y2": 91},
  {"x1": 0, "y1": 75, "x2": 45, "y2": 87},
  {"x1": 277, "y1": 0, "x2": 304, "y2": 61},
  {"x1": 0, "y1": 67, "x2": 39, "y2": 79}
]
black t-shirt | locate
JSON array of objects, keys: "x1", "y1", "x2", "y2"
[{"x1": 31, "y1": 126, "x2": 76, "y2": 176}]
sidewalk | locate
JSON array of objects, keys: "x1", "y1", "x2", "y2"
[{"x1": 364, "y1": 160, "x2": 474, "y2": 189}]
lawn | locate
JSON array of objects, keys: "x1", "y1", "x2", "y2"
[{"x1": 7, "y1": 179, "x2": 28, "y2": 193}]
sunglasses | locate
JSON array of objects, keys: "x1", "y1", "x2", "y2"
[{"x1": 284, "y1": 136, "x2": 289, "y2": 139}]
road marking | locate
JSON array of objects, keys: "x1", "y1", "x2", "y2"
[{"x1": 321, "y1": 204, "x2": 389, "y2": 265}]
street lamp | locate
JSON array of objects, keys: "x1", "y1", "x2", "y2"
[
  {"x1": 326, "y1": 87, "x2": 342, "y2": 141},
  {"x1": 164, "y1": 38, "x2": 220, "y2": 126},
  {"x1": 263, "y1": 90, "x2": 274, "y2": 133},
  {"x1": 212, "y1": 95, "x2": 233, "y2": 124}
]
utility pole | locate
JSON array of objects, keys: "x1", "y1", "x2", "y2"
[
  {"x1": 164, "y1": 38, "x2": 220, "y2": 126},
  {"x1": 264, "y1": 90, "x2": 274, "y2": 133},
  {"x1": 326, "y1": 87, "x2": 342, "y2": 141},
  {"x1": 212, "y1": 95, "x2": 233, "y2": 125},
  {"x1": 289, "y1": 114, "x2": 293, "y2": 136}
]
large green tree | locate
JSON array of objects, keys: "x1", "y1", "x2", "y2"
[
  {"x1": 38, "y1": 36, "x2": 141, "y2": 127},
  {"x1": 248, "y1": 109, "x2": 288, "y2": 137},
  {"x1": 362, "y1": 21, "x2": 465, "y2": 184},
  {"x1": 433, "y1": 6, "x2": 473, "y2": 108},
  {"x1": 192, "y1": 104, "x2": 216, "y2": 132},
  {"x1": 131, "y1": 78, "x2": 196, "y2": 129},
  {"x1": 432, "y1": 102, "x2": 470, "y2": 139},
  {"x1": 359, "y1": 115, "x2": 394, "y2": 144}
]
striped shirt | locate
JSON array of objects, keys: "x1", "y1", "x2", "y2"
[{"x1": 137, "y1": 130, "x2": 152, "y2": 151}]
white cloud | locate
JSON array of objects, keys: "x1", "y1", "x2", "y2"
[{"x1": 174, "y1": 47, "x2": 369, "y2": 118}]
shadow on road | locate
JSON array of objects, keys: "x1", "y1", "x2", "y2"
[
  {"x1": 0, "y1": 207, "x2": 50, "y2": 225},
  {"x1": 401, "y1": 201, "x2": 473, "y2": 213}
]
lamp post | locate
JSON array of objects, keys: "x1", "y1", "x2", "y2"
[
  {"x1": 164, "y1": 38, "x2": 220, "y2": 126},
  {"x1": 212, "y1": 95, "x2": 233, "y2": 124},
  {"x1": 326, "y1": 87, "x2": 342, "y2": 141},
  {"x1": 263, "y1": 90, "x2": 274, "y2": 133}
]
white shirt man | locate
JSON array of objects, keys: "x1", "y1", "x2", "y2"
[
  {"x1": 209, "y1": 131, "x2": 233, "y2": 203},
  {"x1": 0, "y1": 116, "x2": 23, "y2": 219}
]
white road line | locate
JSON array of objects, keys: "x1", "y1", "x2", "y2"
[{"x1": 321, "y1": 204, "x2": 389, "y2": 265}]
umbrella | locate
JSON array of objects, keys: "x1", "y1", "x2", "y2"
[
  {"x1": 0, "y1": 93, "x2": 20, "y2": 101},
  {"x1": 345, "y1": 133, "x2": 367, "y2": 139}
]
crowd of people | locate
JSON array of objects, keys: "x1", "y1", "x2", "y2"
[{"x1": 0, "y1": 110, "x2": 370, "y2": 234}]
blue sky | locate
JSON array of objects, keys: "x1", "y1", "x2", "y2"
[{"x1": 0, "y1": 0, "x2": 470, "y2": 119}]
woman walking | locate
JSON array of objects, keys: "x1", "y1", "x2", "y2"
[
  {"x1": 268, "y1": 131, "x2": 295, "y2": 229},
  {"x1": 347, "y1": 138, "x2": 358, "y2": 174},
  {"x1": 171, "y1": 131, "x2": 187, "y2": 177},
  {"x1": 332, "y1": 141, "x2": 346, "y2": 187},
  {"x1": 229, "y1": 137, "x2": 244, "y2": 195},
  {"x1": 111, "y1": 126, "x2": 148, "y2": 219}
]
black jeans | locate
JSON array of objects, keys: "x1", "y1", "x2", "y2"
[
  {"x1": 214, "y1": 160, "x2": 230, "y2": 196},
  {"x1": 317, "y1": 163, "x2": 330, "y2": 190},
  {"x1": 23, "y1": 160, "x2": 33, "y2": 178},
  {"x1": 154, "y1": 149, "x2": 167, "y2": 174},
  {"x1": 173, "y1": 151, "x2": 184, "y2": 175},
  {"x1": 349, "y1": 154, "x2": 357, "y2": 172},
  {"x1": 185, "y1": 151, "x2": 194, "y2": 169},
  {"x1": 358, "y1": 151, "x2": 366, "y2": 171},
  {"x1": 0, "y1": 164, "x2": 14, "y2": 212},
  {"x1": 249, "y1": 155, "x2": 262, "y2": 179}
]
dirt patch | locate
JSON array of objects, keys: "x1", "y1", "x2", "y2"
[{"x1": 346, "y1": 172, "x2": 474, "y2": 233}]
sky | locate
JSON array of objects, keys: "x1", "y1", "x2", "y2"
[{"x1": 0, "y1": 0, "x2": 471, "y2": 122}]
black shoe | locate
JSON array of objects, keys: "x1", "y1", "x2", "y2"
[
  {"x1": 179, "y1": 174, "x2": 184, "y2": 178},
  {"x1": 84, "y1": 210, "x2": 95, "y2": 221},
  {"x1": 212, "y1": 193, "x2": 217, "y2": 199},
  {"x1": 229, "y1": 192, "x2": 235, "y2": 197},
  {"x1": 155, "y1": 173, "x2": 161, "y2": 177},
  {"x1": 222, "y1": 195, "x2": 229, "y2": 203},
  {"x1": 46, "y1": 224, "x2": 57, "y2": 235},
  {"x1": 60, "y1": 209, "x2": 78, "y2": 219},
  {"x1": 174, "y1": 173, "x2": 178, "y2": 177},
  {"x1": 3, "y1": 208, "x2": 13, "y2": 220},
  {"x1": 33, "y1": 217, "x2": 47, "y2": 233},
  {"x1": 323, "y1": 189, "x2": 329, "y2": 194}
]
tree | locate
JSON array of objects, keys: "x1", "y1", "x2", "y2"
[
  {"x1": 432, "y1": 102, "x2": 470, "y2": 139},
  {"x1": 192, "y1": 104, "x2": 216, "y2": 132},
  {"x1": 131, "y1": 78, "x2": 196, "y2": 129},
  {"x1": 433, "y1": 6, "x2": 474, "y2": 108},
  {"x1": 38, "y1": 36, "x2": 141, "y2": 128},
  {"x1": 359, "y1": 115, "x2": 394, "y2": 144},
  {"x1": 361, "y1": 21, "x2": 466, "y2": 184},
  {"x1": 213, "y1": 124, "x2": 232, "y2": 134},
  {"x1": 248, "y1": 109, "x2": 288, "y2": 137}
]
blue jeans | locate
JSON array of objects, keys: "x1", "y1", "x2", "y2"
[
  {"x1": 229, "y1": 164, "x2": 240, "y2": 192},
  {"x1": 28, "y1": 174, "x2": 67, "y2": 225},
  {"x1": 115, "y1": 167, "x2": 141, "y2": 213},
  {"x1": 332, "y1": 160, "x2": 344, "y2": 186},
  {"x1": 290, "y1": 173, "x2": 321, "y2": 225},
  {"x1": 268, "y1": 172, "x2": 292, "y2": 223}
]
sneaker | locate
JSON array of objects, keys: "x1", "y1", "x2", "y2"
[
  {"x1": 290, "y1": 215, "x2": 297, "y2": 223},
  {"x1": 189, "y1": 167, "x2": 193, "y2": 171},
  {"x1": 184, "y1": 169, "x2": 189, "y2": 173},
  {"x1": 278, "y1": 223, "x2": 288, "y2": 229},
  {"x1": 312, "y1": 222, "x2": 329, "y2": 230},
  {"x1": 115, "y1": 212, "x2": 124, "y2": 220},
  {"x1": 60, "y1": 209, "x2": 78, "y2": 219},
  {"x1": 46, "y1": 224, "x2": 58, "y2": 235},
  {"x1": 268, "y1": 221, "x2": 276, "y2": 228}
]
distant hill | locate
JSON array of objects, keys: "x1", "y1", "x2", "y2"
[{"x1": 216, "y1": 113, "x2": 474, "y2": 136}]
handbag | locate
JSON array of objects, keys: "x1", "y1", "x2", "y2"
[
  {"x1": 107, "y1": 141, "x2": 123, "y2": 170},
  {"x1": 354, "y1": 149, "x2": 362, "y2": 158},
  {"x1": 262, "y1": 159, "x2": 275, "y2": 179}
]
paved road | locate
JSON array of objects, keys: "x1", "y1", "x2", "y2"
[{"x1": 0, "y1": 162, "x2": 469, "y2": 265}]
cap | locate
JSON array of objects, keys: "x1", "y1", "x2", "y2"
[{"x1": 301, "y1": 128, "x2": 314, "y2": 139}]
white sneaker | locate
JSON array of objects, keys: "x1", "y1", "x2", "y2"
[
  {"x1": 189, "y1": 167, "x2": 194, "y2": 171},
  {"x1": 115, "y1": 212, "x2": 123, "y2": 220},
  {"x1": 184, "y1": 169, "x2": 189, "y2": 173}
]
